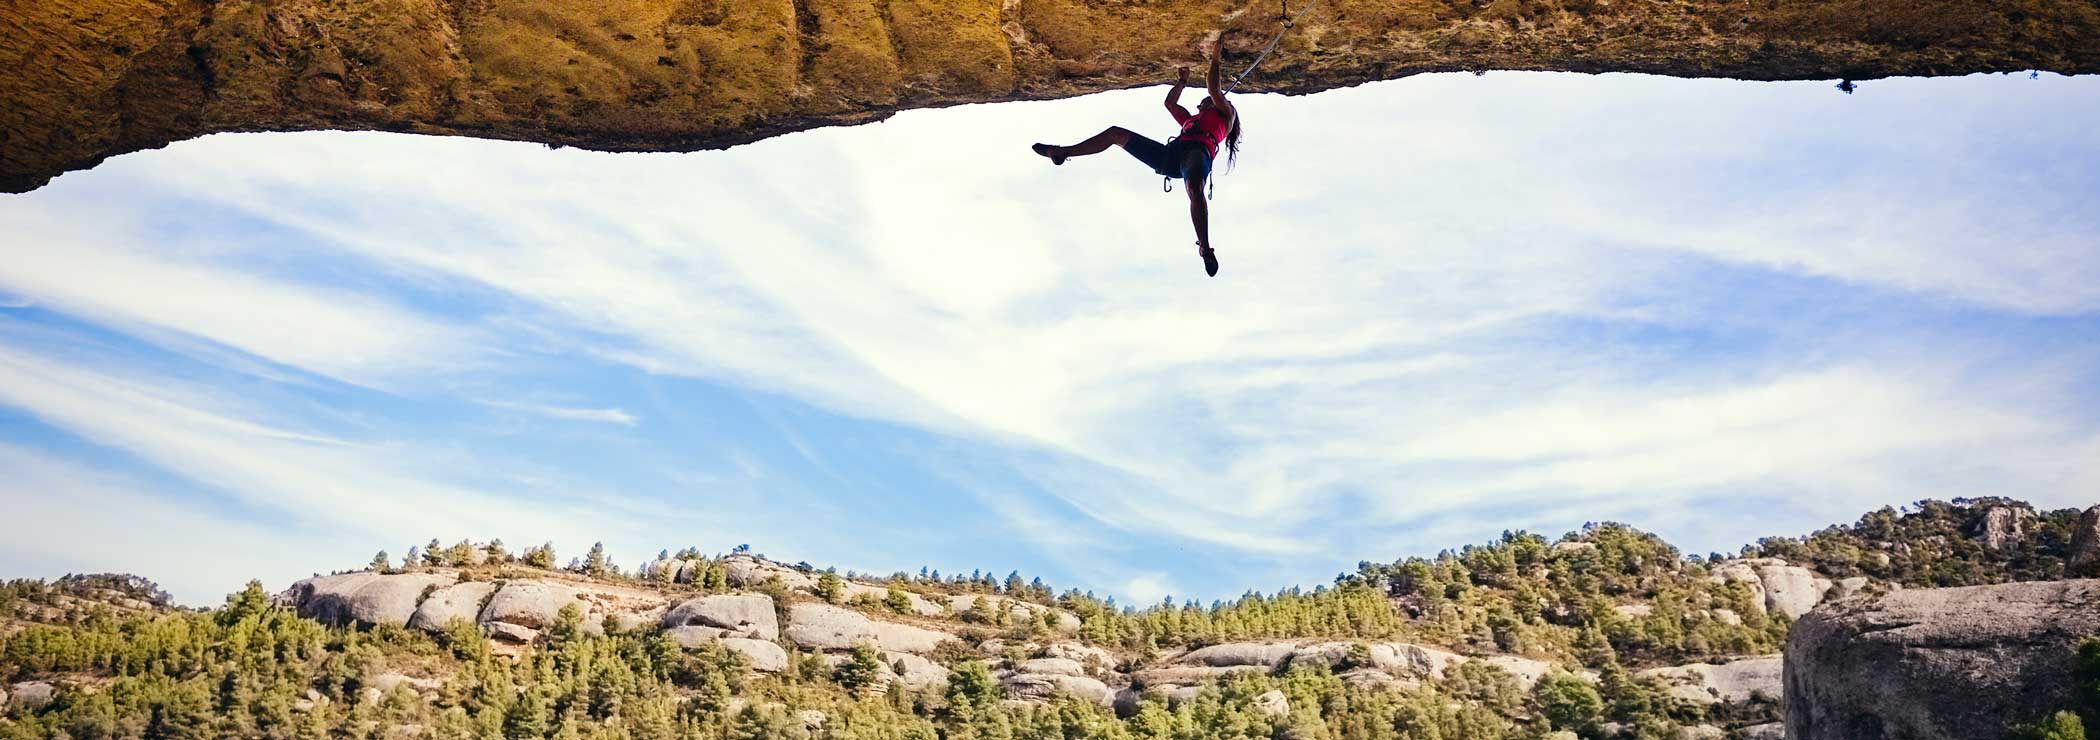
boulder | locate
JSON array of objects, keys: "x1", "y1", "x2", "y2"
[
  {"x1": 484, "y1": 621, "x2": 540, "y2": 644},
  {"x1": 1144, "y1": 684, "x2": 1204, "y2": 703},
  {"x1": 408, "y1": 581, "x2": 498, "y2": 632},
  {"x1": 6, "y1": 681, "x2": 55, "y2": 712},
  {"x1": 1132, "y1": 665, "x2": 1268, "y2": 685},
  {"x1": 477, "y1": 579, "x2": 667, "y2": 633},
  {"x1": 783, "y1": 603, "x2": 957, "y2": 654},
  {"x1": 370, "y1": 673, "x2": 444, "y2": 694},
  {"x1": 663, "y1": 594, "x2": 779, "y2": 639},
  {"x1": 1002, "y1": 673, "x2": 1114, "y2": 705},
  {"x1": 1481, "y1": 655, "x2": 1558, "y2": 691},
  {"x1": 723, "y1": 555, "x2": 817, "y2": 590},
  {"x1": 1177, "y1": 642, "x2": 1299, "y2": 668},
  {"x1": 2069, "y1": 505, "x2": 2100, "y2": 575},
  {"x1": 887, "y1": 652, "x2": 950, "y2": 690},
  {"x1": 1786, "y1": 579, "x2": 2100, "y2": 740},
  {"x1": 1369, "y1": 643, "x2": 1467, "y2": 680},
  {"x1": 1252, "y1": 690, "x2": 1290, "y2": 718},
  {"x1": 1551, "y1": 541, "x2": 1599, "y2": 556},
  {"x1": 666, "y1": 625, "x2": 731, "y2": 648},
  {"x1": 1338, "y1": 667, "x2": 1412, "y2": 691},
  {"x1": 478, "y1": 580, "x2": 583, "y2": 629},
  {"x1": 1636, "y1": 655, "x2": 1782, "y2": 706},
  {"x1": 1018, "y1": 657, "x2": 1088, "y2": 676},
  {"x1": 1975, "y1": 506, "x2": 2034, "y2": 550},
  {"x1": 796, "y1": 709, "x2": 827, "y2": 731},
  {"x1": 1679, "y1": 725, "x2": 1725, "y2": 740},
  {"x1": 609, "y1": 606, "x2": 666, "y2": 633},
  {"x1": 1712, "y1": 559, "x2": 1833, "y2": 620},
  {"x1": 1042, "y1": 642, "x2": 1117, "y2": 668},
  {"x1": 282, "y1": 572, "x2": 456, "y2": 628},
  {"x1": 1741, "y1": 723, "x2": 1785, "y2": 740},
  {"x1": 723, "y1": 638, "x2": 790, "y2": 672}
]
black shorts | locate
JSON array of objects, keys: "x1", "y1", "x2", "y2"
[{"x1": 1125, "y1": 134, "x2": 1213, "y2": 180}]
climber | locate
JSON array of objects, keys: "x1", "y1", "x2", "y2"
[{"x1": 1031, "y1": 40, "x2": 1241, "y2": 277}]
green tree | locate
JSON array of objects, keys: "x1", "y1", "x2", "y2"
[
  {"x1": 369, "y1": 551, "x2": 392, "y2": 573},
  {"x1": 583, "y1": 542, "x2": 610, "y2": 577},
  {"x1": 838, "y1": 643, "x2": 886, "y2": 693},
  {"x1": 1534, "y1": 672, "x2": 1604, "y2": 733},
  {"x1": 818, "y1": 570, "x2": 845, "y2": 604},
  {"x1": 525, "y1": 542, "x2": 556, "y2": 569},
  {"x1": 2011, "y1": 711, "x2": 2088, "y2": 740},
  {"x1": 886, "y1": 586, "x2": 914, "y2": 615}
]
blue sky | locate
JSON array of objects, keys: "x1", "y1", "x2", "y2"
[{"x1": 1, "y1": 71, "x2": 2096, "y2": 606}]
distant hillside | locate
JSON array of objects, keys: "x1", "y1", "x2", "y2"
[{"x1": 1, "y1": 497, "x2": 2093, "y2": 740}]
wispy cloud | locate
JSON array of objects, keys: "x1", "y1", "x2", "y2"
[
  {"x1": 1, "y1": 72, "x2": 2095, "y2": 604},
  {"x1": 481, "y1": 399, "x2": 639, "y2": 426}
]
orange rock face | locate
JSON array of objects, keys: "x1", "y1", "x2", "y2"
[{"x1": 4, "y1": 0, "x2": 2097, "y2": 191}]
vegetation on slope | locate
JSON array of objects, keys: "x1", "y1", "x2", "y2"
[{"x1": 0, "y1": 497, "x2": 2088, "y2": 739}]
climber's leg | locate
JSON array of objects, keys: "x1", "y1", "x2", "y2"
[{"x1": 1181, "y1": 147, "x2": 1217, "y2": 277}]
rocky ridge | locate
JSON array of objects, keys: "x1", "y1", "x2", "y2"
[{"x1": 268, "y1": 550, "x2": 1808, "y2": 723}]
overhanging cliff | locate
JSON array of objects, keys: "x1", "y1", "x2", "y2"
[{"x1": 4, "y1": 0, "x2": 2096, "y2": 192}]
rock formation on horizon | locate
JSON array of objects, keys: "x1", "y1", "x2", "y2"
[
  {"x1": 6, "y1": 0, "x2": 2098, "y2": 192},
  {"x1": 1785, "y1": 578, "x2": 2100, "y2": 740}
]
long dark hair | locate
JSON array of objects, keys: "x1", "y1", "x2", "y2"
[{"x1": 1224, "y1": 113, "x2": 1242, "y2": 173}]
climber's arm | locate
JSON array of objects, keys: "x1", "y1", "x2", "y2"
[
  {"x1": 1206, "y1": 46, "x2": 1229, "y2": 111},
  {"x1": 1167, "y1": 67, "x2": 1193, "y2": 120}
]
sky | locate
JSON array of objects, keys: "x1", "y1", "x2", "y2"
[{"x1": 1, "y1": 71, "x2": 2097, "y2": 607}]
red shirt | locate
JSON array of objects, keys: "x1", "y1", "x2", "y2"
[{"x1": 1171, "y1": 104, "x2": 1233, "y2": 158}]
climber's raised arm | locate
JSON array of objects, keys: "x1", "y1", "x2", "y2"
[
  {"x1": 1167, "y1": 67, "x2": 1193, "y2": 120},
  {"x1": 1205, "y1": 44, "x2": 1230, "y2": 113}
]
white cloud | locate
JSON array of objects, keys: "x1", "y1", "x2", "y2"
[
  {"x1": 1, "y1": 72, "x2": 2095, "y2": 600},
  {"x1": 1122, "y1": 572, "x2": 1178, "y2": 605},
  {"x1": 0, "y1": 206, "x2": 476, "y2": 388},
  {"x1": 481, "y1": 399, "x2": 639, "y2": 426}
]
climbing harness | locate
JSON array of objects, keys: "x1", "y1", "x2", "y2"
[{"x1": 1161, "y1": 0, "x2": 1316, "y2": 199}]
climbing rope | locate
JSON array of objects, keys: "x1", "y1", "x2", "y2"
[
  {"x1": 1163, "y1": 0, "x2": 1315, "y2": 199},
  {"x1": 1226, "y1": 0, "x2": 1321, "y2": 93}
]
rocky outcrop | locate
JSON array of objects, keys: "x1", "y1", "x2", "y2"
[
  {"x1": 6, "y1": 681, "x2": 56, "y2": 712},
  {"x1": 1002, "y1": 672, "x2": 1114, "y2": 705},
  {"x1": 407, "y1": 581, "x2": 498, "y2": 632},
  {"x1": 662, "y1": 593, "x2": 779, "y2": 639},
  {"x1": 1711, "y1": 558, "x2": 1833, "y2": 620},
  {"x1": 782, "y1": 602, "x2": 958, "y2": 654},
  {"x1": 722, "y1": 638, "x2": 791, "y2": 672},
  {"x1": 1974, "y1": 505, "x2": 2035, "y2": 551},
  {"x1": 2069, "y1": 505, "x2": 2100, "y2": 576},
  {"x1": 1252, "y1": 690, "x2": 1290, "y2": 718},
  {"x1": 1785, "y1": 579, "x2": 2100, "y2": 740},
  {"x1": 280, "y1": 572, "x2": 456, "y2": 628},
  {"x1": 8, "y1": 0, "x2": 2097, "y2": 192},
  {"x1": 887, "y1": 652, "x2": 950, "y2": 690},
  {"x1": 476, "y1": 579, "x2": 669, "y2": 633},
  {"x1": 724, "y1": 556, "x2": 817, "y2": 591},
  {"x1": 1637, "y1": 655, "x2": 1782, "y2": 706}
]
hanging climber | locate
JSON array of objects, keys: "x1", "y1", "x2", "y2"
[{"x1": 1032, "y1": 39, "x2": 1241, "y2": 277}]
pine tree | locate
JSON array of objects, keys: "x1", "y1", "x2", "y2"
[
  {"x1": 584, "y1": 542, "x2": 610, "y2": 577},
  {"x1": 425, "y1": 538, "x2": 445, "y2": 566},
  {"x1": 818, "y1": 570, "x2": 844, "y2": 604},
  {"x1": 369, "y1": 551, "x2": 391, "y2": 573}
]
